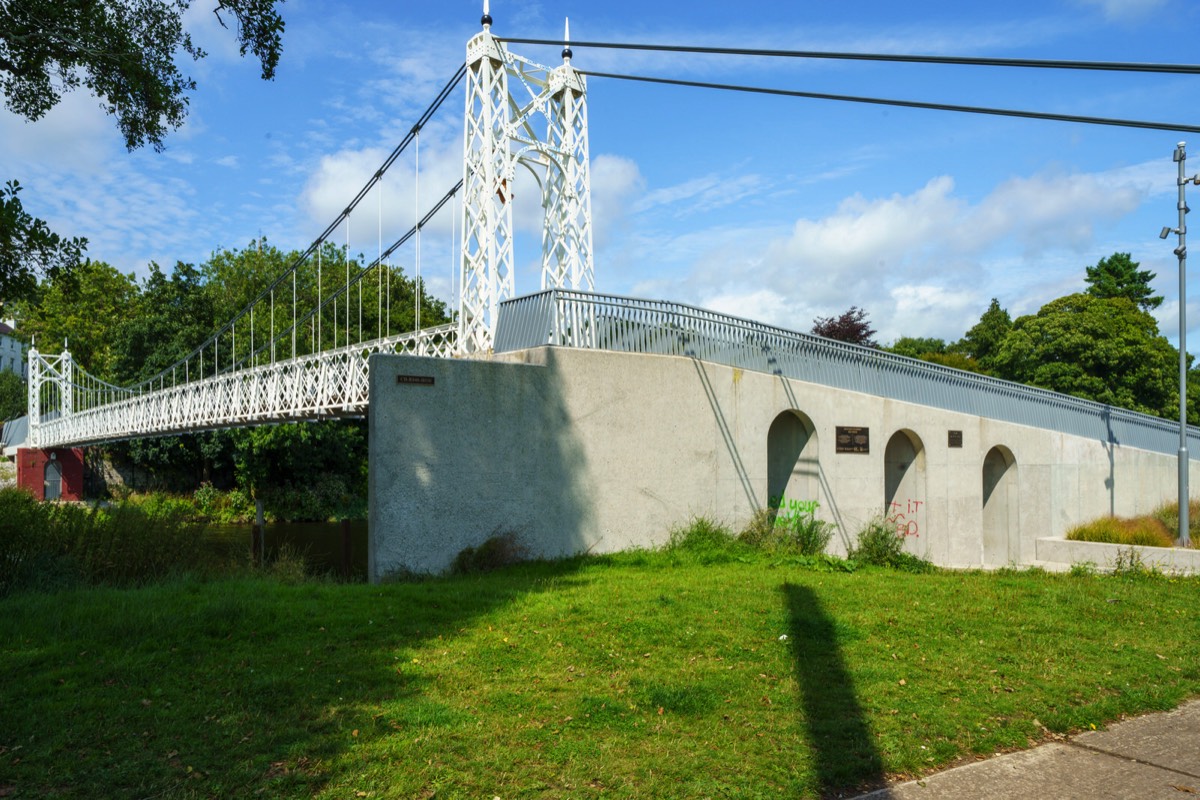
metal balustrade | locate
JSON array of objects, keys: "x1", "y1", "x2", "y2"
[
  {"x1": 30, "y1": 324, "x2": 456, "y2": 448},
  {"x1": 495, "y1": 289, "x2": 1200, "y2": 459}
]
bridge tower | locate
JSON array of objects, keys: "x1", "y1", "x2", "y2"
[{"x1": 458, "y1": 6, "x2": 594, "y2": 353}]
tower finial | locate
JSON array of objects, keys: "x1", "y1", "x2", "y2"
[
  {"x1": 481, "y1": 0, "x2": 492, "y2": 30},
  {"x1": 562, "y1": 17, "x2": 573, "y2": 63}
]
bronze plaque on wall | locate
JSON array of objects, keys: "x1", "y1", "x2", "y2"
[
  {"x1": 836, "y1": 426, "x2": 869, "y2": 454},
  {"x1": 948, "y1": 430, "x2": 963, "y2": 448}
]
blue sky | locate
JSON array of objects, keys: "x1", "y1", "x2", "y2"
[{"x1": 4, "y1": 0, "x2": 1200, "y2": 349}]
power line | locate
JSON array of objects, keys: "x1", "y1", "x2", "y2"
[
  {"x1": 501, "y1": 37, "x2": 1200, "y2": 75},
  {"x1": 580, "y1": 70, "x2": 1200, "y2": 134}
]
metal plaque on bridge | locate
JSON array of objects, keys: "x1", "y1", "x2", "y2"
[{"x1": 836, "y1": 426, "x2": 869, "y2": 454}]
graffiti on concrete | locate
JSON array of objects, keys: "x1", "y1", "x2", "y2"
[
  {"x1": 886, "y1": 499, "x2": 924, "y2": 538},
  {"x1": 770, "y1": 496, "x2": 819, "y2": 526}
]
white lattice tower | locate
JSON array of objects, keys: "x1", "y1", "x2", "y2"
[
  {"x1": 459, "y1": 10, "x2": 515, "y2": 355},
  {"x1": 459, "y1": 8, "x2": 594, "y2": 352},
  {"x1": 542, "y1": 25, "x2": 594, "y2": 292},
  {"x1": 26, "y1": 345, "x2": 41, "y2": 447},
  {"x1": 27, "y1": 346, "x2": 72, "y2": 448}
]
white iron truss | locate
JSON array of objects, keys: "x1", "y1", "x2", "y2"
[
  {"x1": 458, "y1": 13, "x2": 594, "y2": 354},
  {"x1": 27, "y1": 326, "x2": 456, "y2": 449}
]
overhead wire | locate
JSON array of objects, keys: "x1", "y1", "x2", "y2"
[
  {"x1": 499, "y1": 37, "x2": 1200, "y2": 75},
  {"x1": 579, "y1": 70, "x2": 1200, "y2": 135}
]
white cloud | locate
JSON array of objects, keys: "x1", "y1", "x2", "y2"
[
  {"x1": 0, "y1": 91, "x2": 116, "y2": 175},
  {"x1": 298, "y1": 132, "x2": 462, "y2": 252},
  {"x1": 215, "y1": 155, "x2": 240, "y2": 168},
  {"x1": 590, "y1": 154, "x2": 644, "y2": 250},
  {"x1": 646, "y1": 161, "x2": 1168, "y2": 343}
]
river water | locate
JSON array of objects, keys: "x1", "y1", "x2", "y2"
[{"x1": 204, "y1": 520, "x2": 369, "y2": 580}]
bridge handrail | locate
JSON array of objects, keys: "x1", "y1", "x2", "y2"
[
  {"x1": 39, "y1": 323, "x2": 457, "y2": 424},
  {"x1": 494, "y1": 288, "x2": 1200, "y2": 458}
]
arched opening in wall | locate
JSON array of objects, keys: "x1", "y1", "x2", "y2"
[
  {"x1": 44, "y1": 458, "x2": 62, "y2": 501},
  {"x1": 767, "y1": 410, "x2": 820, "y2": 520},
  {"x1": 982, "y1": 445, "x2": 1019, "y2": 566},
  {"x1": 884, "y1": 430, "x2": 926, "y2": 548}
]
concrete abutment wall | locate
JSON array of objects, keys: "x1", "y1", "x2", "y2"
[{"x1": 368, "y1": 346, "x2": 1200, "y2": 579}]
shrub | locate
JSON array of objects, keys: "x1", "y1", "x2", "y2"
[
  {"x1": 668, "y1": 516, "x2": 736, "y2": 552},
  {"x1": 450, "y1": 530, "x2": 528, "y2": 575},
  {"x1": 738, "y1": 509, "x2": 834, "y2": 555},
  {"x1": 849, "y1": 516, "x2": 934, "y2": 572},
  {"x1": 664, "y1": 516, "x2": 742, "y2": 565},
  {"x1": 1066, "y1": 516, "x2": 1174, "y2": 549}
]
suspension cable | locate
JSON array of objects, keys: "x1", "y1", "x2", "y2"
[
  {"x1": 123, "y1": 62, "x2": 467, "y2": 391},
  {"x1": 238, "y1": 179, "x2": 465, "y2": 368},
  {"x1": 500, "y1": 37, "x2": 1200, "y2": 75},
  {"x1": 581, "y1": 69, "x2": 1200, "y2": 134}
]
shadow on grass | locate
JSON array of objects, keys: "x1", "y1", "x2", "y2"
[
  {"x1": 784, "y1": 581, "x2": 887, "y2": 798},
  {"x1": 0, "y1": 557, "x2": 593, "y2": 799}
]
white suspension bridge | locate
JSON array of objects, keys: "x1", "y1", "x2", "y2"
[
  {"x1": 22, "y1": 6, "x2": 1200, "y2": 475},
  {"x1": 27, "y1": 8, "x2": 593, "y2": 449}
]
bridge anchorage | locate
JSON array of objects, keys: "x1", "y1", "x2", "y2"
[{"x1": 25, "y1": 7, "x2": 593, "y2": 452}]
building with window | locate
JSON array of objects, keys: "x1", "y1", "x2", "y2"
[{"x1": 0, "y1": 320, "x2": 26, "y2": 379}]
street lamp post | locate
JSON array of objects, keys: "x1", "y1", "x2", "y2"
[{"x1": 1163, "y1": 142, "x2": 1196, "y2": 547}]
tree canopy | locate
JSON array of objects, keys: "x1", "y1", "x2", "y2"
[
  {"x1": 953, "y1": 298, "x2": 1011, "y2": 370},
  {"x1": 0, "y1": 0, "x2": 285, "y2": 309},
  {"x1": 1084, "y1": 252, "x2": 1162, "y2": 311},
  {"x1": 991, "y1": 293, "x2": 1177, "y2": 417},
  {"x1": 811, "y1": 306, "x2": 878, "y2": 347}
]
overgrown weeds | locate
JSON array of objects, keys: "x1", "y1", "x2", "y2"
[
  {"x1": 1151, "y1": 499, "x2": 1200, "y2": 544},
  {"x1": 849, "y1": 515, "x2": 935, "y2": 572},
  {"x1": 0, "y1": 488, "x2": 334, "y2": 594},
  {"x1": 739, "y1": 508, "x2": 835, "y2": 555},
  {"x1": 0, "y1": 487, "x2": 222, "y2": 594}
]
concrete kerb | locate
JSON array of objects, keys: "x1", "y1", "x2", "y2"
[
  {"x1": 854, "y1": 699, "x2": 1200, "y2": 799},
  {"x1": 1036, "y1": 537, "x2": 1200, "y2": 575}
]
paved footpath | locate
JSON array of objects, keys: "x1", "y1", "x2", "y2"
[{"x1": 855, "y1": 699, "x2": 1200, "y2": 799}]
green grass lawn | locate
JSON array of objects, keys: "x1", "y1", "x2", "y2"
[{"x1": 1, "y1": 552, "x2": 1198, "y2": 799}]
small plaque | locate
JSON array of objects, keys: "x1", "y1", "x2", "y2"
[
  {"x1": 836, "y1": 426, "x2": 869, "y2": 454},
  {"x1": 396, "y1": 374, "x2": 435, "y2": 386},
  {"x1": 948, "y1": 430, "x2": 963, "y2": 448}
]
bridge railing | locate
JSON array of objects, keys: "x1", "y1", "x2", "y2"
[
  {"x1": 30, "y1": 324, "x2": 456, "y2": 448},
  {"x1": 495, "y1": 288, "x2": 1200, "y2": 459}
]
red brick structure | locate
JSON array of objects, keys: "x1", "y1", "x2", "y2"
[{"x1": 16, "y1": 448, "x2": 84, "y2": 501}]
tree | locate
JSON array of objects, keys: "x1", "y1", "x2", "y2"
[
  {"x1": 991, "y1": 293, "x2": 1177, "y2": 417},
  {"x1": 11, "y1": 259, "x2": 140, "y2": 380},
  {"x1": 0, "y1": 370, "x2": 24, "y2": 421},
  {"x1": 0, "y1": 181, "x2": 86, "y2": 313},
  {"x1": 888, "y1": 337, "x2": 947, "y2": 359},
  {"x1": 1084, "y1": 252, "x2": 1162, "y2": 311},
  {"x1": 0, "y1": 0, "x2": 285, "y2": 306},
  {"x1": 110, "y1": 261, "x2": 216, "y2": 384},
  {"x1": 811, "y1": 306, "x2": 878, "y2": 347},
  {"x1": 953, "y1": 298, "x2": 1012, "y2": 370}
]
